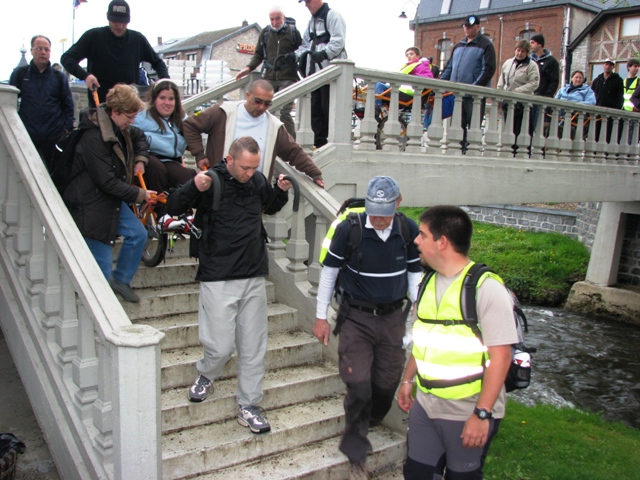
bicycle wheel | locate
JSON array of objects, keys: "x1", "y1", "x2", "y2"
[{"x1": 141, "y1": 213, "x2": 167, "y2": 267}]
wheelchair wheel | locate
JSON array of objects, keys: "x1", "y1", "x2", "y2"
[
  {"x1": 142, "y1": 231, "x2": 166, "y2": 267},
  {"x1": 141, "y1": 212, "x2": 166, "y2": 267}
]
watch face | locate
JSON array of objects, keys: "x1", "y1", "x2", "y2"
[{"x1": 475, "y1": 408, "x2": 491, "y2": 419}]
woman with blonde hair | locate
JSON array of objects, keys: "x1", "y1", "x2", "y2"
[{"x1": 64, "y1": 84, "x2": 156, "y2": 303}]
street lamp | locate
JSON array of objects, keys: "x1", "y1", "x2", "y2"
[{"x1": 399, "y1": 1, "x2": 420, "y2": 47}]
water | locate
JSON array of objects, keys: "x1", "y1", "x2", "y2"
[{"x1": 509, "y1": 306, "x2": 640, "y2": 429}]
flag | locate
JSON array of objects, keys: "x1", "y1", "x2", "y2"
[{"x1": 74, "y1": 0, "x2": 87, "y2": 8}]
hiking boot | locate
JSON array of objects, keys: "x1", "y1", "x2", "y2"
[
  {"x1": 109, "y1": 279, "x2": 139, "y2": 303},
  {"x1": 237, "y1": 405, "x2": 271, "y2": 434},
  {"x1": 348, "y1": 462, "x2": 370, "y2": 480},
  {"x1": 188, "y1": 375, "x2": 212, "y2": 402}
]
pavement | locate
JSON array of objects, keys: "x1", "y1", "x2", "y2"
[{"x1": 0, "y1": 326, "x2": 60, "y2": 479}]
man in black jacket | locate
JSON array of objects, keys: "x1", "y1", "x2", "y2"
[
  {"x1": 10, "y1": 35, "x2": 74, "y2": 171},
  {"x1": 236, "y1": 6, "x2": 301, "y2": 138},
  {"x1": 166, "y1": 136, "x2": 291, "y2": 435},
  {"x1": 61, "y1": 0, "x2": 168, "y2": 106},
  {"x1": 529, "y1": 34, "x2": 559, "y2": 137},
  {"x1": 591, "y1": 58, "x2": 624, "y2": 143}
]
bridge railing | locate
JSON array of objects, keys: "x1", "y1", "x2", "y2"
[{"x1": 0, "y1": 85, "x2": 164, "y2": 480}]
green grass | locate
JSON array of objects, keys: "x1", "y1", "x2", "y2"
[
  {"x1": 399, "y1": 208, "x2": 590, "y2": 306},
  {"x1": 485, "y1": 400, "x2": 640, "y2": 480}
]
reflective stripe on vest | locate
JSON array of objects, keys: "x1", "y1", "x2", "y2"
[
  {"x1": 623, "y1": 77, "x2": 638, "y2": 111},
  {"x1": 398, "y1": 61, "x2": 423, "y2": 96},
  {"x1": 318, "y1": 206, "x2": 366, "y2": 263},
  {"x1": 412, "y1": 262, "x2": 504, "y2": 399}
]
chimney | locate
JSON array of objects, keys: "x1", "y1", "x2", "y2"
[
  {"x1": 157, "y1": 37, "x2": 163, "y2": 45},
  {"x1": 242, "y1": 20, "x2": 248, "y2": 27}
]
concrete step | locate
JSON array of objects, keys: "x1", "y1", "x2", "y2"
[
  {"x1": 194, "y1": 428, "x2": 406, "y2": 480},
  {"x1": 161, "y1": 362, "x2": 344, "y2": 433},
  {"x1": 132, "y1": 259, "x2": 199, "y2": 289},
  {"x1": 161, "y1": 397, "x2": 345, "y2": 480},
  {"x1": 137, "y1": 302, "x2": 299, "y2": 351},
  {"x1": 120, "y1": 282, "x2": 277, "y2": 321},
  {"x1": 161, "y1": 331, "x2": 323, "y2": 390}
]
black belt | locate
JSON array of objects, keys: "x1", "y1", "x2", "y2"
[{"x1": 346, "y1": 298, "x2": 405, "y2": 316}]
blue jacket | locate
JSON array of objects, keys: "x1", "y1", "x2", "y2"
[
  {"x1": 440, "y1": 33, "x2": 496, "y2": 87},
  {"x1": 555, "y1": 83, "x2": 596, "y2": 106},
  {"x1": 9, "y1": 61, "x2": 74, "y2": 141},
  {"x1": 133, "y1": 109, "x2": 187, "y2": 160}
]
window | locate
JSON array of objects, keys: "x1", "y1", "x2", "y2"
[
  {"x1": 438, "y1": 39, "x2": 452, "y2": 69},
  {"x1": 520, "y1": 29, "x2": 536, "y2": 41},
  {"x1": 186, "y1": 52, "x2": 197, "y2": 62},
  {"x1": 621, "y1": 16, "x2": 640, "y2": 37},
  {"x1": 480, "y1": 0, "x2": 490, "y2": 8},
  {"x1": 440, "y1": 0, "x2": 452, "y2": 15}
]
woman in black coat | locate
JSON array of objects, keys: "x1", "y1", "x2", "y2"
[{"x1": 64, "y1": 84, "x2": 156, "y2": 302}]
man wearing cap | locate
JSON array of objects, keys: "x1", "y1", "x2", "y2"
[
  {"x1": 61, "y1": 0, "x2": 168, "y2": 105},
  {"x1": 591, "y1": 58, "x2": 624, "y2": 143},
  {"x1": 440, "y1": 15, "x2": 496, "y2": 154},
  {"x1": 313, "y1": 176, "x2": 421, "y2": 479}
]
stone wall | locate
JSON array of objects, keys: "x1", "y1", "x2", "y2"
[{"x1": 464, "y1": 203, "x2": 640, "y2": 287}]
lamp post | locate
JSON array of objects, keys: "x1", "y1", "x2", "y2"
[{"x1": 399, "y1": 1, "x2": 420, "y2": 47}]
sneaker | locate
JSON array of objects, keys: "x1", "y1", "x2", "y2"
[
  {"x1": 188, "y1": 375, "x2": 212, "y2": 402},
  {"x1": 109, "y1": 279, "x2": 139, "y2": 303},
  {"x1": 237, "y1": 405, "x2": 271, "y2": 434},
  {"x1": 348, "y1": 462, "x2": 370, "y2": 480}
]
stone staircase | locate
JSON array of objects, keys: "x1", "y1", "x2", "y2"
[{"x1": 115, "y1": 239, "x2": 406, "y2": 479}]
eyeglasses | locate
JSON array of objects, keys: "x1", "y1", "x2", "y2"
[
  {"x1": 33, "y1": 46, "x2": 51, "y2": 53},
  {"x1": 121, "y1": 112, "x2": 138, "y2": 121},
  {"x1": 252, "y1": 96, "x2": 273, "y2": 107}
]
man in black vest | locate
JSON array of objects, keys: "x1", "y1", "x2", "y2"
[{"x1": 295, "y1": 0, "x2": 347, "y2": 149}]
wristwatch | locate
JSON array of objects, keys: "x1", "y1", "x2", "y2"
[{"x1": 473, "y1": 407, "x2": 492, "y2": 420}]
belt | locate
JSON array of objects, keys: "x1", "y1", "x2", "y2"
[{"x1": 346, "y1": 298, "x2": 405, "y2": 316}]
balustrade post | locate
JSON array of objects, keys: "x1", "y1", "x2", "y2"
[
  {"x1": 545, "y1": 108, "x2": 560, "y2": 161},
  {"x1": 354, "y1": 79, "x2": 378, "y2": 150},
  {"x1": 425, "y1": 89, "x2": 445, "y2": 154},
  {"x1": 264, "y1": 210, "x2": 289, "y2": 260},
  {"x1": 39, "y1": 238, "x2": 61, "y2": 322},
  {"x1": 584, "y1": 114, "x2": 598, "y2": 162},
  {"x1": 92, "y1": 339, "x2": 113, "y2": 466},
  {"x1": 483, "y1": 98, "x2": 500, "y2": 157},
  {"x1": 515, "y1": 102, "x2": 532, "y2": 159},
  {"x1": 557, "y1": 111, "x2": 573, "y2": 162},
  {"x1": 72, "y1": 304, "x2": 99, "y2": 418},
  {"x1": 307, "y1": 212, "x2": 327, "y2": 296},
  {"x1": 594, "y1": 115, "x2": 608, "y2": 163},
  {"x1": 382, "y1": 83, "x2": 402, "y2": 151},
  {"x1": 285, "y1": 206, "x2": 310, "y2": 281},
  {"x1": 329, "y1": 60, "x2": 355, "y2": 146},
  {"x1": 466, "y1": 95, "x2": 483, "y2": 156},
  {"x1": 404, "y1": 85, "x2": 423, "y2": 152},
  {"x1": 571, "y1": 112, "x2": 586, "y2": 162},
  {"x1": 110, "y1": 325, "x2": 164, "y2": 480},
  {"x1": 446, "y1": 95, "x2": 464, "y2": 155},
  {"x1": 55, "y1": 270, "x2": 79, "y2": 367},
  {"x1": 500, "y1": 103, "x2": 516, "y2": 158},
  {"x1": 295, "y1": 92, "x2": 315, "y2": 151},
  {"x1": 530, "y1": 104, "x2": 547, "y2": 160}
]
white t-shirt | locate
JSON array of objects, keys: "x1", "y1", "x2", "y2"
[
  {"x1": 234, "y1": 104, "x2": 270, "y2": 171},
  {"x1": 416, "y1": 269, "x2": 519, "y2": 420}
]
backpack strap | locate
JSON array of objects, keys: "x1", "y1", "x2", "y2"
[
  {"x1": 461, "y1": 262, "x2": 491, "y2": 341},
  {"x1": 206, "y1": 169, "x2": 223, "y2": 211},
  {"x1": 14, "y1": 65, "x2": 30, "y2": 92}
]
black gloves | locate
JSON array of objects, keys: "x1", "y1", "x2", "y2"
[
  {"x1": 282, "y1": 52, "x2": 297, "y2": 65},
  {"x1": 311, "y1": 50, "x2": 328, "y2": 64}
]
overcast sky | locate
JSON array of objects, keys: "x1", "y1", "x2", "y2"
[{"x1": 1, "y1": 0, "x2": 417, "y2": 81}]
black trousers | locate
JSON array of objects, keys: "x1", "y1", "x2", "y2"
[
  {"x1": 311, "y1": 84, "x2": 330, "y2": 148},
  {"x1": 337, "y1": 304, "x2": 406, "y2": 463}
]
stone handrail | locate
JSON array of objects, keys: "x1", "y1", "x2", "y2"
[{"x1": 0, "y1": 85, "x2": 163, "y2": 480}]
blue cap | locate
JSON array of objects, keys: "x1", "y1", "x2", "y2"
[{"x1": 365, "y1": 176, "x2": 400, "y2": 217}]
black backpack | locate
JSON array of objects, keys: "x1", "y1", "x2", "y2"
[
  {"x1": 50, "y1": 127, "x2": 88, "y2": 196},
  {"x1": 417, "y1": 262, "x2": 536, "y2": 392}
]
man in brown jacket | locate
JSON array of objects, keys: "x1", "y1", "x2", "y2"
[{"x1": 184, "y1": 79, "x2": 324, "y2": 187}]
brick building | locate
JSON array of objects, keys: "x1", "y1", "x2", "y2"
[
  {"x1": 413, "y1": 0, "x2": 611, "y2": 88},
  {"x1": 567, "y1": 3, "x2": 640, "y2": 82}
]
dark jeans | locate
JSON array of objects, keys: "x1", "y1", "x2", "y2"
[
  {"x1": 268, "y1": 79, "x2": 297, "y2": 139},
  {"x1": 30, "y1": 132, "x2": 64, "y2": 172},
  {"x1": 141, "y1": 154, "x2": 196, "y2": 194},
  {"x1": 311, "y1": 84, "x2": 330, "y2": 148},
  {"x1": 337, "y1": 304, "x2": 406, "y2": 463},
  {"x1": 461, "y1": 97, "x2": 486, "y2": 153}
]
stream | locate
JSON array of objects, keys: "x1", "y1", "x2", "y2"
[{"x1": 509, "y1": 306, "x2": 640, "y2": 429}]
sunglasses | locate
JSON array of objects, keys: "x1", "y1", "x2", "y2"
[{"x1": 252, "y1": 96, "x2": 273, "y2": 107}]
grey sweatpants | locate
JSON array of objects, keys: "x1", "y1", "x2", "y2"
[{"x1": 197, "y1": 277, "x2": 268, "y2": 406}]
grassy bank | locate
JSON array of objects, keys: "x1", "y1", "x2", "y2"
[
  {"x1": 486, "y1": 400, "x2": 640, "y2": 479},
  {"x1": 399, "y1": 207, "x2": 590, "y2": 306}
]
